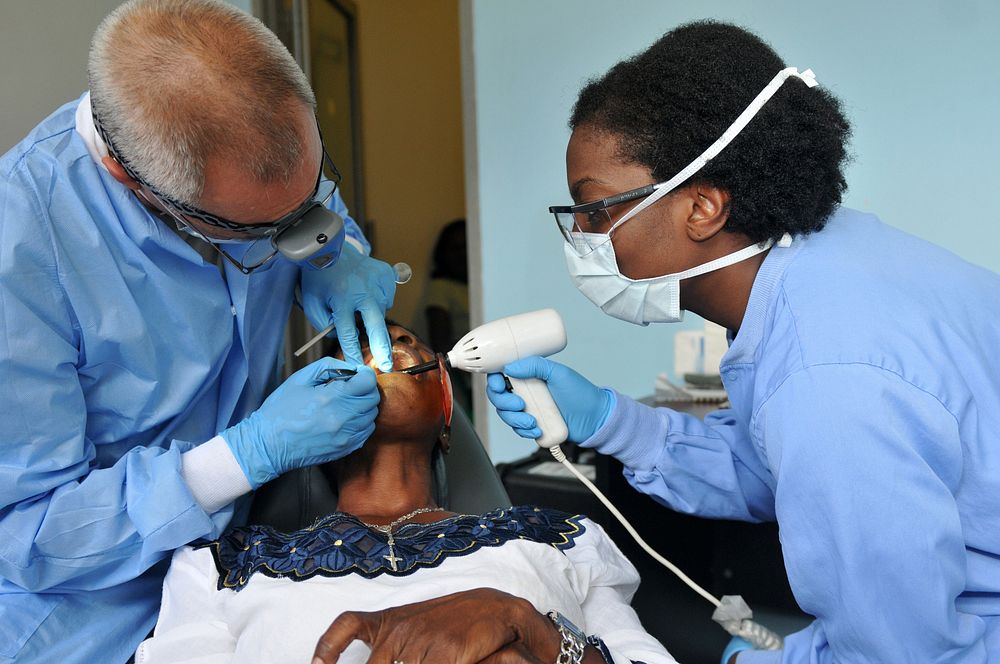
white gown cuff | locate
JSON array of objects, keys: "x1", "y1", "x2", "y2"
[
  {"x1": 344, "y1": 235, "x2": 367, "y2": 255},
  {"x1": 180, "y1": 436, "x2": 253, "y2": 514}
]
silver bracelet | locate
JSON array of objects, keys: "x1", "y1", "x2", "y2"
[{"x1": 547, "y1": 611, "x2": 586, "y2": 664}]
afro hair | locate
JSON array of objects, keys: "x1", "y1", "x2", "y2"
[{"x1": 570, "y1": 20, "x2": 851, "y2": 242}]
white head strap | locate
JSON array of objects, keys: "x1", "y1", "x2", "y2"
[{"x1": 608, "y1": 67, "x2": 819, "y2": 233}]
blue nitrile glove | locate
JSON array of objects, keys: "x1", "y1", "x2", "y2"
[
  {"x1": 486, "y1": 356, "x2": 614, "y2": 443},
  {"x1": 221, "y1": 357, "x2": 379, "y2": 488},
  {"x1": 301, "y1": 243, "x2": 396, "y2": 372},
  {"x1": 721, "y1": 637, "x2": 753, "y2": 664}
]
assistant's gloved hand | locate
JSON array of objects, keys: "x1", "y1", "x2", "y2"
[
  {"x1": 721, "y1": 636, "x2": 753, "y2": 664},
  {"x1": 486, "y1": 356, "x2": 614, "y2": 443},
  {"x1": 301, "y1": 243, "x2": 396, "y2": 371},
  {"x1": 222, "y1": 357, "x2": 379, "y2": 488}
]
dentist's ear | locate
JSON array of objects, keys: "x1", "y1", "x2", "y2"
[
  {"x1": 101, "y1": 156, "x2": 142, "y2": 191},
  {"x1": 686, "y1": 185, "x2": 730, "y2": 243}
]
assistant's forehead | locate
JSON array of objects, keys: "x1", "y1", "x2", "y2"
[{"x1": 567, "y1": 126, "x2": 655, "y2": 203}]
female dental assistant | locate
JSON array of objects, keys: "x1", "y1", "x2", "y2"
[
  {"x1": 314, "y1": 19, "x2": 1000, "y2": 664},
  {"x1": 488, "y1": 20, "x2": 1000, "y2": 664}
]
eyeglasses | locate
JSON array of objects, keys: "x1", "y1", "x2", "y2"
[
  {"x1": 93, "y1": 107, "x2": 343, "y2": 274},
  {"x1": 144, "y1": 175, "x2": 340, "y2": 274},
  {"x1": 549, "y1": 183, "x2": 660, "y2": 256}
]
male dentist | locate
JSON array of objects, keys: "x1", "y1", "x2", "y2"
[{"x1": 0, "y1": 1, "x2": 392, "y2": 661}]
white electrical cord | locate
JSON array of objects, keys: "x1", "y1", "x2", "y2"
[{"x1": 549, "y1": 444, "x2": 784, "y2": 651}]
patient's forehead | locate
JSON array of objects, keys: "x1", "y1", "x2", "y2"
[{"x1": 364, "y1": 322, "x2": 424, "y2": 347}]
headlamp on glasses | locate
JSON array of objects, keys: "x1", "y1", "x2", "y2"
[{"x1": 93, "y1": 107, "x2": 347, "y2": 274}]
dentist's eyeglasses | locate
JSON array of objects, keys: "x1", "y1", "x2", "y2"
[
  {"x1": 146, "y1": 173, "x2": 340, "y2": 274},
  {"x1": 93, "y1": 107, "x2": 344, "y2": 274}
]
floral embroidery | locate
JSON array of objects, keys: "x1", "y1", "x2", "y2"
[{"x1": 199, "y1": 506, "x2": 586, "y2": 591}]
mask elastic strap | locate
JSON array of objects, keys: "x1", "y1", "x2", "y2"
[
  {"x1": 668, "y1": 232, "x2": 792, "y2": 282},
  {"x1": 607, "y1": 67, "x2": 818, "y2": 235}
]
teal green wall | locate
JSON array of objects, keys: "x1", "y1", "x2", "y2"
[{"x1": 464, "y1": 1, "x2": 1000, "y2": 462}]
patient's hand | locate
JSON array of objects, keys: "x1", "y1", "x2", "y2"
[
  {"x1": 312, "y1": 587, "x2": 583, "y2": 663},
  {"x1": 478, "y1": 643, "x2": 546, "y2": 663}
]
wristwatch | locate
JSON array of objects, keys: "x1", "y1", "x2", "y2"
[{"x1": 546, "y1": 610, "x2": 586, "y2": 664}]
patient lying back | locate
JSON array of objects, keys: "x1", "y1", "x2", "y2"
[{"x1": 136, "y1": 322, "x2": 674, "y2": 664}]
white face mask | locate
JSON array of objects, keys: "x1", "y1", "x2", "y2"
[
  {"x1": 564, "y1": 232, "x2": 791, "y2": 325},
  {"x1": 563, "y1": 67, "x2": 816, "y2": 325}
]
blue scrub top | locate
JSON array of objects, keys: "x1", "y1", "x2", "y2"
[
  {"x1": 0, "y1": 98, "x2": 369, "y2": 663},
  {"x1": 586, "y1": 208, "x2": 1000, "y2": 662}
]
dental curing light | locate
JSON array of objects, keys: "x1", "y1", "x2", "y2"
[{"x1": 402, "y1": 309, "x2": 570, "y2": 448}]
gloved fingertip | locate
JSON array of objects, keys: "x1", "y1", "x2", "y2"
[
  {"x1": 491, "y1": 394, "x2": 525, "y2": 413},
  {"x1": 486, "y1": 373, "x2": 512, "y2": 393},
  {"x1": 342, "y1": 366, "x2": 378, "y2": 394},
  {"x1": 503, "y1": 356, "x2": 549, "y2": 380},
  {"x1": 499, "y1": 410, "x2": 535, "y2": 431},
  {"x1": 297, "y1": 356, "x2": 338, "y2": 383},
  {"x1": 341, "y1": 350, "x2": 364, "y2": 367},
  {"x1": 313, "y1": 355, "x2": 350, "y2": 371},
  {"x1": 721, "y1": 636, "x2": 754, "y2": 664},
  {"x1": 353, "y1": 365, "x2": 377, "y2": 380},
  {"x1": 360, "y1": 423, "x2": 377, "y2": 444},
  {"x1": 496, "y1": 393, "x2": 526, "y2": 411}
]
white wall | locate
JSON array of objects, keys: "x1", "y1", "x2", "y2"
[
  {"x1": 0, "y1": 0, "x2": 125, "y2": 153},
  {"x1": 462, "y1": 0, "x2": 1000, "y2": 462},
  {"x1": 0, "y1": 0, "x2": 260, "y2": 155}
]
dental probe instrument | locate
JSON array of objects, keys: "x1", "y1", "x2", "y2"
[
  {"x1": 318, "y1": 368, "x2": 358, "y2": 384},
  {"x1": 405, "y1": 309, "x2": 783, "y2": 651},
  {"x1": 294, "y1": 261, "x2": 413, "y2": 358}
]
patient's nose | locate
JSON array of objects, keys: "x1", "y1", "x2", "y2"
[{"x1": 393, "y1": 330, "x2": 417, "y2": 348}]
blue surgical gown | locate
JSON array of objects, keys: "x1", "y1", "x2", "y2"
[
  {"x1": 585, "y1": 208, "x2": 1000, "y2": 662},
  {"x1": 0, "y1": 97, "x2": 369, "y2": 663}
]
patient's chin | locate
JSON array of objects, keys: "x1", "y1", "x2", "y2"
[{"x1": 372, "y1": 376, "x2": 442, "y2": 433}]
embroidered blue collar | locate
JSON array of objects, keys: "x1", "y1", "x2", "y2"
[{"x1": 200, "y1": 505, "x2": 586, "y2": 591}]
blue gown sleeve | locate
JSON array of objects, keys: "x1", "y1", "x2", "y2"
[
  {"x1": 740, "y1": 364, "x2": 987, "y2": 663},
  {"x1": 583, "y1": 393, "x2": 776, "y2": 522},
  {"x1": 0, "y1": 171, "x2": 231, "y2": 593},
  {"x1": 327, "y1": 187, "x2": 370, "y2": 254}
]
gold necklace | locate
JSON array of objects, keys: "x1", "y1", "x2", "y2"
[{"x1": 360, "y1": 506, "x2": 445, "y2": 572}]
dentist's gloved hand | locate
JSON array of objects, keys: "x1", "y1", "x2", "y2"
[
  {"x1": 721, "y1": 636, "x2": 753, "y2": 664},
  {"x1": 222, "y1": 357, "x2": 379, "y2": 489},
  {"x1": 486, "y1": 357, "x2": 614, "y2": 443},
  {"x1": 301, "y1": 243, "x2": 396, "y2": 372}
]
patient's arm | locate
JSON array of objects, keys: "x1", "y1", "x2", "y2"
[
  {"x1": 134, "y1": 546, "x2": 236, "y2": 663},
  {"x1": 313, "y1": 519, "x2": 675, "y2": 664}
]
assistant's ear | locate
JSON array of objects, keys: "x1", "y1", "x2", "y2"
[
  {"x1": 101, "y1": 156, "x2": 142, "y2": 191},
  {"x1": 684, "y1": 185, "x2": 730, "y2": 243}
]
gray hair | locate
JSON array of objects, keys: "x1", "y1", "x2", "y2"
[{"x1": 88, "y1": 0, "x2": 316, "y2": 206}]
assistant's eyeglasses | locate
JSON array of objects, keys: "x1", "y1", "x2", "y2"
[{"x1": 548, "y1": 182, "x2": 662, "y2": 256}]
